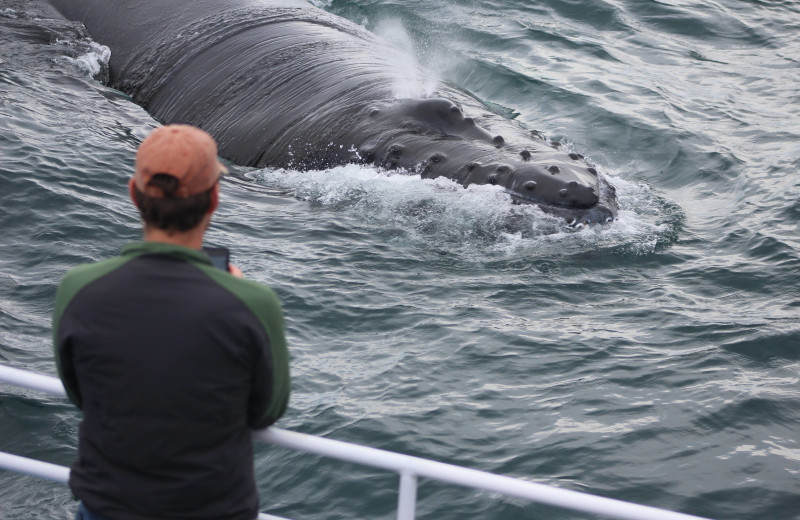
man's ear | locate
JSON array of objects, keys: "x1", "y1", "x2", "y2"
[
  {"x1": 128, "y1": 178, "x2": 138, "y2": 205},
  {"x1": 208, "y1": 182, "x2": 220, "y2": 214}
]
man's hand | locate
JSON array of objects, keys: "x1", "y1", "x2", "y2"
[{"x1": 228, "y1": 264, "x2": 243, "y2": 278}]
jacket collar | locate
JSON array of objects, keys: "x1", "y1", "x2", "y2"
[{"x1": 121, "y1": 241, "x2": 212, "y2": 266}]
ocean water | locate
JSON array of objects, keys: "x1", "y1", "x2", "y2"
[{"x1": 1, "y1": 0, "x2": 799, "y2": 519}]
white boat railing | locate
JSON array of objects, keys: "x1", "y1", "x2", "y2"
[{"x1": 0, "y1": 364, "x2": 713, "y2": 520}]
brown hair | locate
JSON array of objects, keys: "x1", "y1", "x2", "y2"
[{"x1": 133, "y1": 174, "x2": 214, "y2": 232}]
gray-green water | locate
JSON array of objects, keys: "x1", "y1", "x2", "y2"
[{"x1": 1, "y1": 0, "x2": 799, "y2": 519}]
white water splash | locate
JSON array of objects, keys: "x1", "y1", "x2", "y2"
[
  {"x1": 72, "y1": 41, "x2": 110, "y2": 78},
  {"x1": 248, "y1": 164, "x2": 677, "y2": 259}
]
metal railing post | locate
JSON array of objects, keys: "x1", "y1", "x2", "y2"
[{"x1": 397, "y1": 470, "x2": 418, "y2": 520}]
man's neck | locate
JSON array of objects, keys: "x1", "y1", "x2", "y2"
[{"x1": 142, "y1": 227, "x2": 205, "y2": 250}]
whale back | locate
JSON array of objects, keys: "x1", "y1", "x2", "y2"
[
  {"x1": 49, "y1": 0, "x2": 404, "y2": 165},
  {"x1": 48, "y1": 0, "x2": 618, "y2": 224}
]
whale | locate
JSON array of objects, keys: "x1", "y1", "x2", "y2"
[{"x1": 47, "y1": 0, "x2": 617, "y2": 225}]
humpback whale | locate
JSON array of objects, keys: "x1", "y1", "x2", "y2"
[{"x1": 48, "y1": 0, "x2": 617, "y2": 225}]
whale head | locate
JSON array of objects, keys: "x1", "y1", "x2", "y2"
[{"x1": 342, "y1": 98, "x2": 618, "y2": 225}]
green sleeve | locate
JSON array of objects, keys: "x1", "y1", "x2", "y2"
[{"x1": 200, "y1": 267, "x2": 291, "y2": 427}]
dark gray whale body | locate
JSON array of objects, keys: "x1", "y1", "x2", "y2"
[{"x1": 48, "y1": 0, "x2": 617, "y2": 225}]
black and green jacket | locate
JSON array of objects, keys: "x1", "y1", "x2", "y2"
[{"x1": 53, "y1": 242, "x2": 290, "y2": 520}]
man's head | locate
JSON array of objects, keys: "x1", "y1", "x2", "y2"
[{"x1": 130, "y1": 125, "x2": 228, "y2": 233}]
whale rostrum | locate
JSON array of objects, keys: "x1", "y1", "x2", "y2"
[{"x1": 47, "y1": 0, "x2": 618, "y2": 225}]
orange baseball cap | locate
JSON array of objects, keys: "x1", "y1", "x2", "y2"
[{"x1": 134, "y1": 125, "x2": 228, "y2": 198}]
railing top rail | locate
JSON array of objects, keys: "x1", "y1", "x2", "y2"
[
  {"x1": 0, "y1": 364, "x2": 713, "y2": 520},
  {"x1": 0, "y1": 364, "x2": 67, "y2": 397}
]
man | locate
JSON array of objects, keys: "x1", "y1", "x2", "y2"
[{"x1": 53, "y1": 125, "x2": 290, "y2": 520}]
